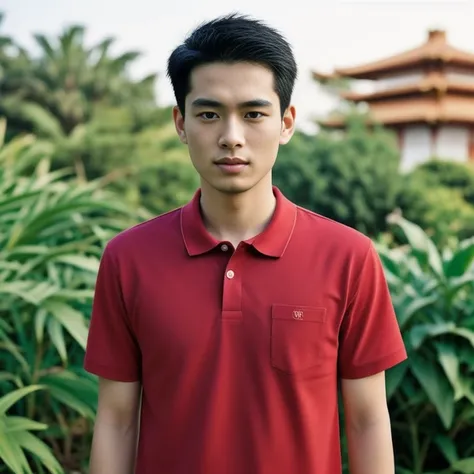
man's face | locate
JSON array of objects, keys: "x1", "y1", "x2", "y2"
[{"x1": 173, "y1": 62, "x2": 295, "y2": 195}]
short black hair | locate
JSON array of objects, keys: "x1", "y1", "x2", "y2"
[{"x1": 167, "y1": 13, "x2": 297, "y2": 117}]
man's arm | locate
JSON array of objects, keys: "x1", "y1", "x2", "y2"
[
  {"x1": 89, "y1": 377, "x2": 142, "y2": 474},
  {"x1": 341, "y1": 372, "x2": 395, "y2": 474}
]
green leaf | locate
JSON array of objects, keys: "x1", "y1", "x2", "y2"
[
  {"x1": 0, "y1": 189, "x2": 44, "y2": 214},
  {"x1": 54, "y1": 254, "x2": 100, "y2": 273},
  {"x1": 378, "y1": 249, "x2": 402, "y2": 279},
  {"x1": 53, "y1": 289, "x2": 94, "y2": 300},
  {"x1": 397, "y1": 295, "x2": 438, "y2": 329},
  {"x1": 41, "y1": 371, "x2": 98, "y2": 418},
  {"x1": 451, "y1": 327, "x2": 474, "y2": 348},
  {"x1": 44, "y1": 300, "x2": 89, "y2": 349},
  {"x1": 0, "y1": 432, "x2": 32, "y2": 474},
  {"x1": 410, "y1": 322, "x2": 456, "y2": 349},
  {"x1": 0, "y1": 281, "x2": 44, "y2": 305},
  {"x1": 4, "y1": 416, "x2": 48, "y2": 432},
  {"x1": 0, "y1": 372, "x2": 22, "y2": 386},
  {"x1": 388, "y1": 215, "x2": 444, "y2": 277},
  {"x1": 15, "y1": 101, "x2": 64, "y2": 141},
  {"x1": 0, "y1": 339, "x2": 29, "y2": 373},
  {"x1": 453, "y1": 458, "x2": 474, "y2": 474},
  {"x1": 433, "y1": 434, "x2": 458, "y2": 464},
  {"x1": 47, "y1": 318, "x2": 67, "y2": 362},
  {"x1": 385, "y1": 360, "x2": 409, "y2": 399},
  {"x1": 444, "y1": 238, "x2": 474, "y2": 278},
  {"x1": 396, "y1": 468, "x2": 413, "y2": 474},
  {"x1": 0, "y1": 385, "x2": 45, "y2": 415},
  {"x1": 409, "y1": 352, "x2": 454, "y2": 429},
  {"x1": 448, "y1": 274, "x2": 474, "y2": 299},
  {"x1": 12, "y1": 430, "x2": 64, "y2": 474},
  {"x1": 44, "y1": 385, "x2": 95, "y2": 419},
  {"x1": 436, "y1": 342, "x2": 463, "y2": 400},
  {"x1": 35, "y1": 308, "x2": 48, "y2": 344}
]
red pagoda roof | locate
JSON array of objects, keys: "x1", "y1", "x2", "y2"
[
  {"x1": 341, "y1": 72, "x2": 474, "y2": 101},
  {"x1": 319, "y1": 95, "x2": 474, "y2": 128},
  {"x1": 313, "y1": 30, "x2": 474, "y2": 80}
]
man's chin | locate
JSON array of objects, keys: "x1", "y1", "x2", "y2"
[
  {"x1": 216, "y1": 183, "x2": 252, "y2": 195},
  {"x1": 200, "y1": 172, "x2": 270, "y2": 196}
]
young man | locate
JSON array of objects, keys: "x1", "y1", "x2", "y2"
[{"x1": 84, "y1": 13, "x2": 407, "y2": 474}]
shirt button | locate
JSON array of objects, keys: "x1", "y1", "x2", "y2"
[
  {"x1": 221, "y1": 244, "x2": 229, "y2": 252},
  {"x1": 226, "y1": 270, "x2": 235, "y2": 279}
]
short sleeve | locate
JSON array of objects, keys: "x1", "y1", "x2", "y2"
[
  {"x1": 338, "y1": 242, "x2": 407, "y2": 379},
  {"x1": 84, "y1": 244, "x2": 141, "y2": 382}
]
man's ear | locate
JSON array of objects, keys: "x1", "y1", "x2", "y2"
[
  {"x1": 173, "y1": 106, "x2": 187, "y2": 144},
  {"x1": 279, "y1": 105, "x2": 296, "y2": 145}
]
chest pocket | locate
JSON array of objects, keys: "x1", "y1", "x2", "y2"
[{"x1": 271, "y1": 304, "x2": 327, "y2": 374}]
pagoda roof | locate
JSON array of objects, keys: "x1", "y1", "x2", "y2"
[
  {"x1": 341, "y1": 72, "x2": 474, "y2": 101},
  {"x1": 319, "y1": 96, "x2": 474, "y2": 128},
  {"x1": 313, "y1": 29, "x2": 474, "y2": 80}
]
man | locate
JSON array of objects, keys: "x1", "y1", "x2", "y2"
[{"x1": 84, "y1": 13, "x2": 407, "y2": 474}]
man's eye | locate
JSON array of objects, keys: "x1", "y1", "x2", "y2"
[
  {"x1": 246, "y1": 112, "x2": 263, "y2": 119},
  {"x1": 200, "y1": 112, "x2": 218, "y2": 120}
]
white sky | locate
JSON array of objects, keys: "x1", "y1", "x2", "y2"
[{"x1": 3, "y1": 0, "x2": 474, "y2": 131}]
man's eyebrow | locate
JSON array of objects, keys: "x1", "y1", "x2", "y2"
[{"x1": 191, "y1": 98, "x2": 273, "y2": 108}]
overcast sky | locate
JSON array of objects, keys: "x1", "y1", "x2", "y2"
[{"x1": 3, "y1": 0, "x2": 474, "y2": 131}]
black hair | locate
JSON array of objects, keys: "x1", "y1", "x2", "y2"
[{"x1": 166, "y1": 13, "x2": 297, "y2": 117}]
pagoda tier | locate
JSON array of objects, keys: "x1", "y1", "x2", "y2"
[
  {"x1": 322, "y1": 95, "x2": 474, "y2": 128},
  {"x1": 340, "y1": 71, "x2": 474, "y2": 102},
  {"x1": 313, "y1": 29, "x2": 474, "y2": 170},
  {"x1": 313, "y1": 29, "x2": 474, "y2": 81}
]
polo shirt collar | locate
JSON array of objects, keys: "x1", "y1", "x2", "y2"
[{"x1": 180, "y1": 186, "x2": 297, "y2": 258}]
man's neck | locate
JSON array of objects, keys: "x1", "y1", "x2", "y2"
[{"x1": 199, "y1": 180, "x2": 276, "y2": 249}]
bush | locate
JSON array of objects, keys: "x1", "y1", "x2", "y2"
[
  {"x1": 397, "y1": 161, "x2": 474, "y2": 247},
  {"x1": 274, "y1": 117, "x2": 401, "y2": 237},
  {"x1": 0, "y1": 122, "x2": 143, "y2": 473},
  {"x1": 376, "y1": 214, "x2": 474, "y2": 474}
]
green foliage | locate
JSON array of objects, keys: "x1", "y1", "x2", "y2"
[
  {"x1": 1, "y1": 23, "x2": 156, "y2": 135},
  {"x1": 0, "y1": 386, "x2": 62, "y2": 474},
  {"x1": 274, "y1": 117, "x2": 401, "y2": 236},
  {"x1": 376, "y1": 214, "x2": 474, "y2": 473},
  {"x1": 3, "y1": 8, "x2": 474, "y2": 473},
  {"x1": 0, "y1": 14, "x2": 196, "y2": 218},
  {"x1": 397, "y1": 161, "x2": 474, "y2": 247},
  {"x1": 415, "y1": 160, "x2": 474, "y2": 206},
  {"x1": 0, "y1": 122, "x2": 143, "y2": 473}
]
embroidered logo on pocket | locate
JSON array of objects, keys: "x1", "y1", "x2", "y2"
[{"x1": 292, "y1": 310, "x2": 304, "y2": 320}]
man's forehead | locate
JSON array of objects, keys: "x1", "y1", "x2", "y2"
[
  {"x1": 188, "y1": 64, "x2": 276, "y2": 105},
  {"x1": 191, "y1": 62, "x2": 274, "y2": 87}
]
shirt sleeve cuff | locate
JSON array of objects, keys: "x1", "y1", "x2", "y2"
[
  {"x1": 83, "y1": 359, "x2": 141, "y2": 383},
  {"x1": 339, "y1": 348, "x2": 408, "y2": 380}
]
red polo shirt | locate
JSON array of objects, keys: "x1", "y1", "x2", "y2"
[{"x1": 84, "y1": 186, "x2": 407, "y2": 474}]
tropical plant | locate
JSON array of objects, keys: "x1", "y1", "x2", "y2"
[
  {"x1": 0, "y1": 13, "x2": 197, "y2": 220},
  {"x1": 377, "y1": 214, "x2": 474, "y2": 474},
  {"x1": 0, "y1": 386, "x2": 63, "y2": 474},
  {"x1": 397, "y1": 161, "x2": 474, "y2": 247},
  {"x1": 0, "y1": 119, "x2": 146, "y2": 473},
  {"x1": 1, "y1": 23, "x2": 155, "y2": 134},
  {"x1": 274, "y1": 117, "x2": 401, "y2": 237},
  {"x1": 414, "y1": 160, "x2": 474, "y2": 206}
]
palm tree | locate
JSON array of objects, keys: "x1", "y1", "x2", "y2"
[{"x1": 4, "y1": 23, "x2": 157, "y2": 135}]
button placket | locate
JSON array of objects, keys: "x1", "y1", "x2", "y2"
[{"x1": 221, "y1": 248, "x2": 244, "y2": 322}]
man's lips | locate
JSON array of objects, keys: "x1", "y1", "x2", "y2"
[
  {"x1": 215, "y1": 157, "x2": 249, "y2": 165},
  {"x1": 214, "y1": 157, "x2": 249, "y2": 173}
]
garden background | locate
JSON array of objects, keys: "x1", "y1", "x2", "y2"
[{"x1": 1, "y1": 5, "x2": 474, "y2": 474}]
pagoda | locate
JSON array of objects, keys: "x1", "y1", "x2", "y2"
[{"x1": 313, "y1": 29, "x2": 474, "y2": 171}]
